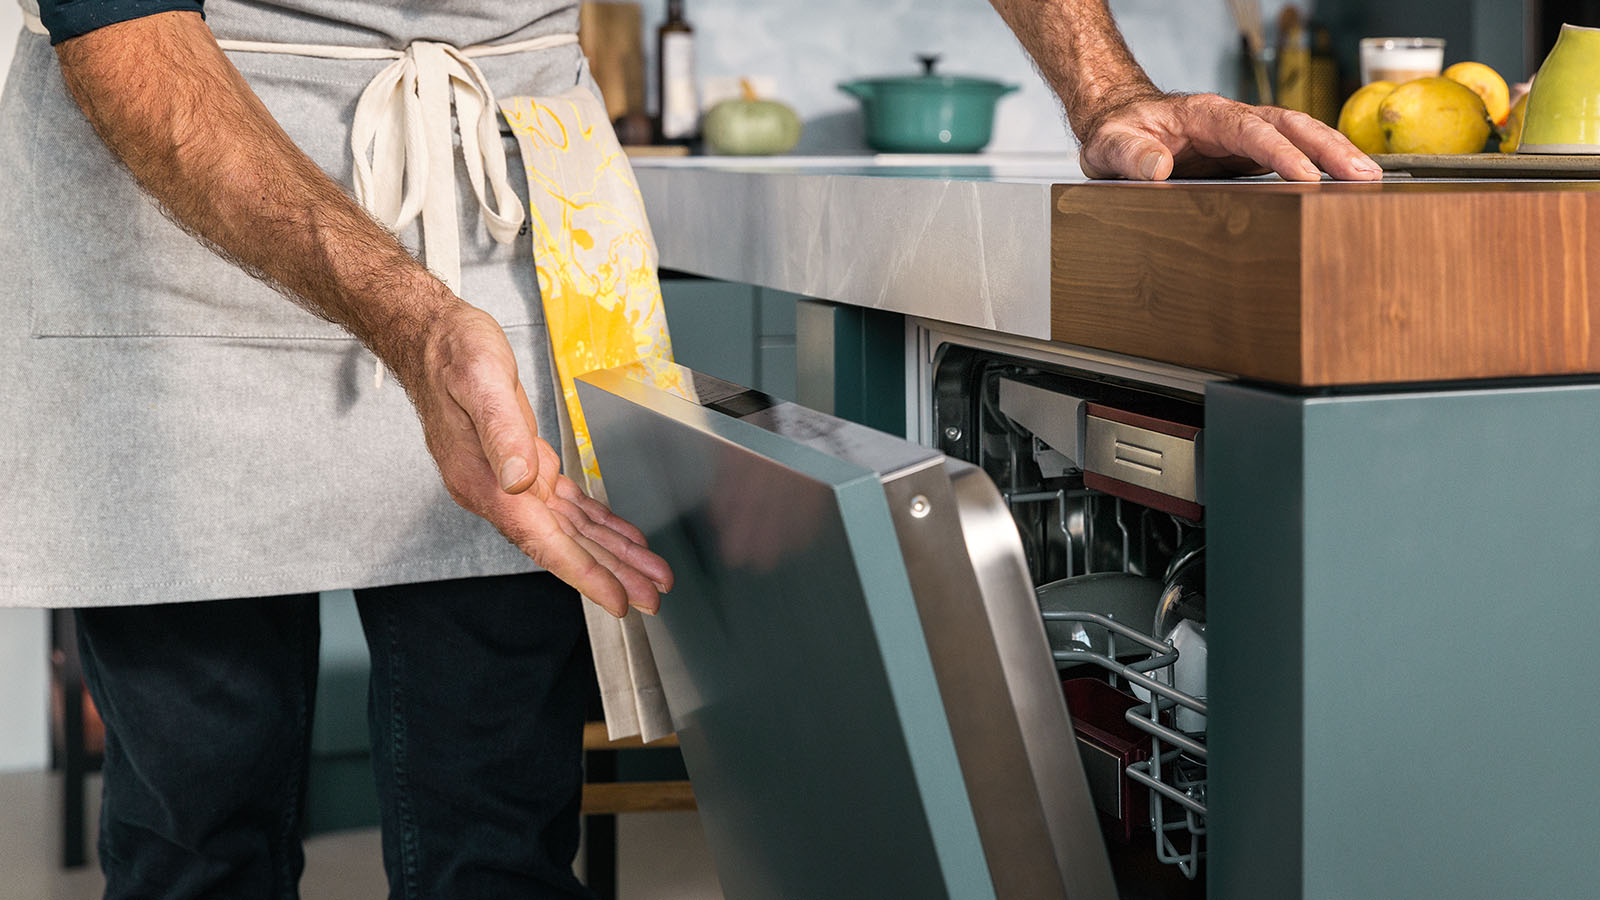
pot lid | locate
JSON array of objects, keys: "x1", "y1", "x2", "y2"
[{"x1": 845, "y1": 53, "x2": 1017, "y2": 93}]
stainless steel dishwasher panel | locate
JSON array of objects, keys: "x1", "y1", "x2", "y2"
[{"x1": 578, "y1": 363, "x2": 1115, "y2": 900}]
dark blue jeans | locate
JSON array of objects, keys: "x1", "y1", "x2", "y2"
[{"x1": 75, "y1": 573, "x2": 594, "y2": 900}]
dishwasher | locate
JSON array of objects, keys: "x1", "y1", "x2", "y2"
[{"x1": 577, "y1": 319, "x2": 1219, "y2": 900}]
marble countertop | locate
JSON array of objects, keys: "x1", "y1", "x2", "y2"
[{"x1": 632, "y1": 154, "x2": 1088, "y2": 341}]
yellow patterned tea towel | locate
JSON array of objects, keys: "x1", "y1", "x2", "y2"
[{"x1": 501, "y1": 87, "x2": 678, "y2": 743}]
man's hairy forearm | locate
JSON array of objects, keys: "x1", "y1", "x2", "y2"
[
  {"x1": 55, "y1": 11, "x2": 455, "y2": 383},
  {"x1": 989, "y1": 0, "x2": 1162, "y2": 141}
]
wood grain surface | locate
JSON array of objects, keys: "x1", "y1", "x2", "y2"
[
  {"x1": 1052, "y1": 181, "x2": 1600, "y2": 386},
  {"x1": 583, "y1": 721, "x2": 680, "y2": 749},
  {"x1": 581, "y1": 781, "x2": 698, "y2": 815}
]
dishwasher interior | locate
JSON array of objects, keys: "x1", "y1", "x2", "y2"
[{"x1": 926, "y1": 335, "x2": 1211, "y2": 898}]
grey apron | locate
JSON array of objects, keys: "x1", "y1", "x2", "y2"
[{"x1": 0, "y1": 1, "x2": 584, "y2": 607}]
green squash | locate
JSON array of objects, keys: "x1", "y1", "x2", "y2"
[{"x1": 704, "y1": 81, "x2": 803, "y2": 156}]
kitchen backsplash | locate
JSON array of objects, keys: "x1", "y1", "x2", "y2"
[{"x1": 641, "y1": 0, "x2": 1301, "y2": 153}]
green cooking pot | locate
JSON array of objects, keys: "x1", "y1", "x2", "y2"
[{"x1": 839, "y1": 54, "x2": 1018, "y2": 153}]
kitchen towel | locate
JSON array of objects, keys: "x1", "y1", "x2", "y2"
[{"x1": 502, "y1": 88, "x2": 679, "y2": 742}]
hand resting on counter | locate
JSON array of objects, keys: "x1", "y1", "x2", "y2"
[
  {"x1": 1076, "y1": 92, "x2": 1383, "y2": 182},
  {"x1": 989, "y1": 0, "x2": 1382, "y2": 182}
]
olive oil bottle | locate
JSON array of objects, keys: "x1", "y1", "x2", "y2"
[{"x1": 656, "y1": 0, "x2": 699, "y2": 144}]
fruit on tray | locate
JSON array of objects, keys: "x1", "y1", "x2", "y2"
[
  {"x1": 1336, "y1": 80, "x2": 1398, "y2": 154},
  {"x1": 1337, "y1": 65, "x2": 1503, "y2": 155},
  {"x1": 1500, "y1": 92, "x2": 1529, "y2": 153},
  {"x1": 1378, "y1": 77, "x2": 1492, "y2": 154},
  {"x1": 1443, "y1": 61, "x2": 1511, "y2": 125}
]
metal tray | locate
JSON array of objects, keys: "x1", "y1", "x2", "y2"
[{"x1": 1373, "y1": 152, "x2": 1600, "y2": 178}]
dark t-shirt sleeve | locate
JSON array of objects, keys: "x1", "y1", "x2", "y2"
[{"x1": 38, "y1": 0, "x2": 206, "y2": 45}]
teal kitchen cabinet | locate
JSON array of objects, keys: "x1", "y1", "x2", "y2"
[
  {"x1": 1208, "y1": 380, "x2": 1600, "y2": 900},
  {"x1": 660, "y1": 275, "x2": 798, "y2": 401}
]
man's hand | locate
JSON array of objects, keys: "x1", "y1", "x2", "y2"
[
  {"x1": 1078, "y1": 93, "x2": 1382, "y2": 182},
  {"x1": 990, "y1": 0, "x2": 1382, "y2": 182},
  {"x1": 404, "y1": 304, "x2": 672, "y2": 617},
  {"x1": 55, "y1": 11, "x2": 673, "y2": 615}
]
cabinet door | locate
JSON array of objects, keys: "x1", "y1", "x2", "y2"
[{"x1": 578, "y1": 364, "x2": 1114, "y2": 900}]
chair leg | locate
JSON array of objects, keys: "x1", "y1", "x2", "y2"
[
  {"x1": 55, "y1": 609, "x2": 88, "y2": 869},
  {"x1": 584, "y1": 814, "x2": 618, "y2": 900},
  {"x1": 584, "y1": 748, "x2": 619, "y2": 900}
]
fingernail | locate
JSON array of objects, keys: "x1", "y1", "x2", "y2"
[
  {"x1": 634, "y1": 602, "x2": 659, "y2": 616},
  {"x1": 1139, "y1": 151, "x2": 1162, "y2": 180},
  {"x1": 1300, "y1": 162, "x2": 1322, "y2": 180},
  {"x1": 499, "y1": 456, "x2": 529, "y2": 490},
  {"x1": 652, "y1": 580, "x2": 670, "y2": 594},
  {"x1": 1353, "y1": 157, "x2": 1382, "y2": 175}
]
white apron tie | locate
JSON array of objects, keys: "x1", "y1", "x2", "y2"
[{"x1": 24, "y1": 10, "x2": 576, "y2": 386}]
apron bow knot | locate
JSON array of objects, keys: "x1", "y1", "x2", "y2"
[{"x1": 350, "y1": 39, "x2": 528, "y2": 289}]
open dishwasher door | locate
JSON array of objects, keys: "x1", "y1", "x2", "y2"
[{"x1": 578, "y1": 363, "x2": 1115, "y2": 900}]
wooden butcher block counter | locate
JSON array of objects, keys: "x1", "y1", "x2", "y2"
[{"x1": 1052, "y1": 180, "x2": 1600, "y2": 387}]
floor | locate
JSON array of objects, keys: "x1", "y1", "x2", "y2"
[{"x1": 0, "y1": 771, "x2": 722, "y2": 900}]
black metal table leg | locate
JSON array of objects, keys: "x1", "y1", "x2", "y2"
[
  {"x1": 584, "y1": 747, "x2": 618, "y2": 900},
  {"x1": 54, "y1": 608, "x2": 88, "y2": 869}
]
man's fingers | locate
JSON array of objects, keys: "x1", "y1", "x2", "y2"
[
  {"x1": 1192, "y1": 105, "x2": 1323, "y2": 181},
  {"x1": 572, "y1": 531, "x2": 662, "y2": 616},
  {"x1": 550, "y1": 477, "x2": 673, "y2": 588},
  {"x1": 549, "y1": 493, "x2": 674, "y2": 591},
  {"x1": 447, "y1": 360, "x2": 541, "y2": 494},
  {"x1": 499, "y1": 498, "x2": 631, "y2": 616},
  {"x1": 1083, "y1": 94, "x2": 1383, "y2": 184},
  {"x1": 493, "y1": 487, "x2": 664, "y2": 616},
  {"x1": 1081, "y1": 129, "x2": 1172, "y2": 181},
  {"x1": 1254, "y1": 106, "x2": 1383, "y2": 181},
  {"x1": 554, "y1": 477, "x2": 649, "y2": 546}
]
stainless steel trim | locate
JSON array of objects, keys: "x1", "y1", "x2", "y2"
[
  {"x1": 915, "y1": 319, "x2": 1221, "y2": 395},
  {"x1": 1083, "y1": 415, "x2": 1200, "y2": 503},
  {"x1": 886, "y1": 458, "x2": 1117, "y2": 900},
  {"x1": 997, "y1": 377, "x2": 1087, "y2": 466}
]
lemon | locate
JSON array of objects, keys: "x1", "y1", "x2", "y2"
[
  {"x1": 1378, "y1": 77, "x2": 1493, "y2": 154},
  {"x1": 1337, "y1": 80, "x2": 1398, "y2": 155},
  {"x1": 1443, "y1": 61, "x2": 1511, "y2": 126}
]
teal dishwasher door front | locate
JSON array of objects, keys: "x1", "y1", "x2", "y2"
[{"x1": 578, "y1": 364, "x2": 1114, "y2": 900}]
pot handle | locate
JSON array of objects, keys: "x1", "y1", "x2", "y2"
[{"x1": 916, "y1": 53, "x2": 940, "y2": 76}]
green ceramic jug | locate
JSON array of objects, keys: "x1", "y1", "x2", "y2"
[{"x1": 1520, "y1": 23, "x2": 1600, "y2": 153}]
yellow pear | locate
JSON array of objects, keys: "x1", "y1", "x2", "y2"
[
  {"x1": 1500, "y1": 92, "x2": 1529, "y2": 153},
  {"x1": 1379, "y1": 77, "x2": 1492, "y2": 154},
  {"x1": 1443, "y1": 61, "x2": 1511, "y2": 125},
  {"x1": 1337, "y1": 81, "x2": 1398, "y2": 155}
]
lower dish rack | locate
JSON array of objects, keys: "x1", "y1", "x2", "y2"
[{"x1": 1046, "y1": 611, "x2": 1208, "y2": 879}]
